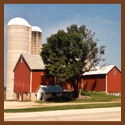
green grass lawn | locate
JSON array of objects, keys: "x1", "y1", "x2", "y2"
[
  {"x1": 36, "y1": 90, "x2": 121, "y2": 104},
  {"x1": 77, "y1": 90, "x2": 121, "y2": 102},
  {"x1": 4, "y1": 90, "x2": 121, "y2": 113},
  {"x1": 4, "y1": 103, "x2": 121, "y2": 113}
]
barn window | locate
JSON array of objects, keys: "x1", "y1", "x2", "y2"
[
  {"x1": 21, "y1": 57, "x2": 23, "y2": 63},
  {"x1": 113, "y1": 70, "x2": 116, "y2": 75}
]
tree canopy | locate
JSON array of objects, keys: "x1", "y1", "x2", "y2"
[{"x1": 41, "y1": 24, "x2": 105, "y2": 98}]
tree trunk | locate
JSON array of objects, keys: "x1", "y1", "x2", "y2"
[
  {"x1": 74, "y1": 86, "x2": 78, "y2": 98},
  {"x1": 78, "y1": 83, "x2": 81, "y2": 98},
  {"x1": 78, "y1": 77, "x2": 82, "y2": 98},
  {"x1": 72, "y1": 79, "x2": 78, "y2": 98}
]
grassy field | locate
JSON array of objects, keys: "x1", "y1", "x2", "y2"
[
  {"x1": 37, "y1": 90, "x2": 121, "y2": 104},
  {"x1": 4, "y1": 103, "x2": 121, "y2": 113}
]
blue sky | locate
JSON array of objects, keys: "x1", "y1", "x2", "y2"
[{"x1": 4, "y1": 4, "x2": 121, "y2": 87}]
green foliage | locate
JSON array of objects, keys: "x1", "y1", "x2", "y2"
[
  {"x1": 41, "y1": 24, "x2": 106, "y2": 97},
  {"x1": 41, "y1": 25, "x2": 89, "y2": 83}
]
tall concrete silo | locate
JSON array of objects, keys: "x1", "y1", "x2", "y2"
[
  {"x1": 31, "y1": 26, "x2": 42, "y2": 55},
  {"x1": 6, "y1": 17, "x2": 31, "y2": 100}
]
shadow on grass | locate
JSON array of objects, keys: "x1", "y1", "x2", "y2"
[
  {"x1": 45, "y1": 90, "x2": 91, "y2": 103},
  {"x1": 46, "y1": 92, "x2": 74, "y2": 102},
  {"x1": 45, "y1": 90, "x2": 121, "y2": 103}
]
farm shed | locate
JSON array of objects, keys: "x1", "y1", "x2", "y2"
[
  {"x1": 81, "y1": 65, "x2": 121, "y2": 95},
  {"x1": 36, "y1": 85, "x2": 64, "y2": 101}
]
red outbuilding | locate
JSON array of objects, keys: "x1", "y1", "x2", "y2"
[
  {"x1": 81, "y1": 65, "x2": 121, "y2": 95},
  {"x1": 13, "y1": 54, "x2": 121, "y2": 101}
]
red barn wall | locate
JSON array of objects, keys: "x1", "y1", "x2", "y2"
[
  {"x1": 31, "y1": 70, "x2": 73, "y2": 92},
  {"x1": 61, "y1": 81, "x2": 80, "y2": 90},
  {"x1": 107, "y1": 67, "x2": 121, "y2": 92},
  {"x1": 32, "y1": 71, "x2": 55, "y2": 92},
  {"x1": 14, "y1": 58, "x2": 30, "y2": 92},
  {"x1": 61, "y1": 82, "x2": 73, "y2": 90},
  {"x1": 14, "y1": 58, "x2": 121, "y2": 94},
  {"x1": 82, "y1": 75, "x2": 106, "y2": 91}
]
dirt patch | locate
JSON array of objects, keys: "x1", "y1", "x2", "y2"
[
  {"x1": 4, "y1": 101, "x2": 44, "y2": 109},
  {"x1": 4, "y1": 99, "x2": 121, "y2": 109},
  {"x1": 110, "y1": 99, "x2": 121, "y2": 103}
]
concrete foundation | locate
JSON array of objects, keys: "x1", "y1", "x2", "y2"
[
  {"x1": 31, "y1": 93, "x2": 37, "y2": 101},
  {"x1": 106, "y1": 92, "x2": 121, "y2": 96},
  {"x1": 23, "y1": 92, "x2": 31, "y2": 101}
]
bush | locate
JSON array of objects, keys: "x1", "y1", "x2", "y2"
[
  {"x1": 46, "y1": 92, "x2": 73, "y2": 102},
  {"x1": 4, "y1": 87, "x2": 6, "y2": 91}
]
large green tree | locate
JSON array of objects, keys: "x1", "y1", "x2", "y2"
[{"x1": 41, "y1": 24, "x2": 105, "y2": 98}]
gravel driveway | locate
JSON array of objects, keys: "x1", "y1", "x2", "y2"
[{"x1": 4, "y1": 100, "x2": 121, "y2": 109}]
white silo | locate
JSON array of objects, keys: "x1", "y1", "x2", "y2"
[
  {"x1": 31, "y1": 26, "x2": 42, "y2": 55},
  {"x1": 6, "y1": 17, "x2": 31, "y2": 100}
]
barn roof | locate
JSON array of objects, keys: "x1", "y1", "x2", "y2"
[
  {"x1": 83, "y1": 65, "x2": 121, "y2": 76},
  {"x1": 22, "y1": 54, "x2": 45, "y2": 70},
  {"x1": 13, "y1": 54, "x2": 45, "y2": 71},
  {"x1": 36, "y1": 85, "x2": 64, "y2": 93}
]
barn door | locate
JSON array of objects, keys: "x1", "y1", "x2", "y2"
[{"x1": 17, "y1": 92, "x2": 19, "y2": 100}]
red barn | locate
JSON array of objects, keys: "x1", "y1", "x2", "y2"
[
  {"x1": 13, "y1": 54, "x2": 56, "y2": 101},
  {"x1": 13, "y1": 54, "x2": 121, "y2": 101},
  {"x1": 82, "y1": 65, "x2": 121, "y2": 95}
]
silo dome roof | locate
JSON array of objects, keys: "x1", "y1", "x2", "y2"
[
  {"x1": 7, "y1": 17, "x2": 31, "y2": 27},
  {"x1": 32, "y1": 26, "x2": 42, "y2": 32}
]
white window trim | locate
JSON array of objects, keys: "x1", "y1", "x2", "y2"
[
  {"x1": 113, "y1": 69, "x2": 116, "y2": 75},
  {"x1": 106, "y1": 75, "x2": 107, "y2": 93},
  {"x1": 30, "y1": 72, "x2": 32, "y2": 93}
]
